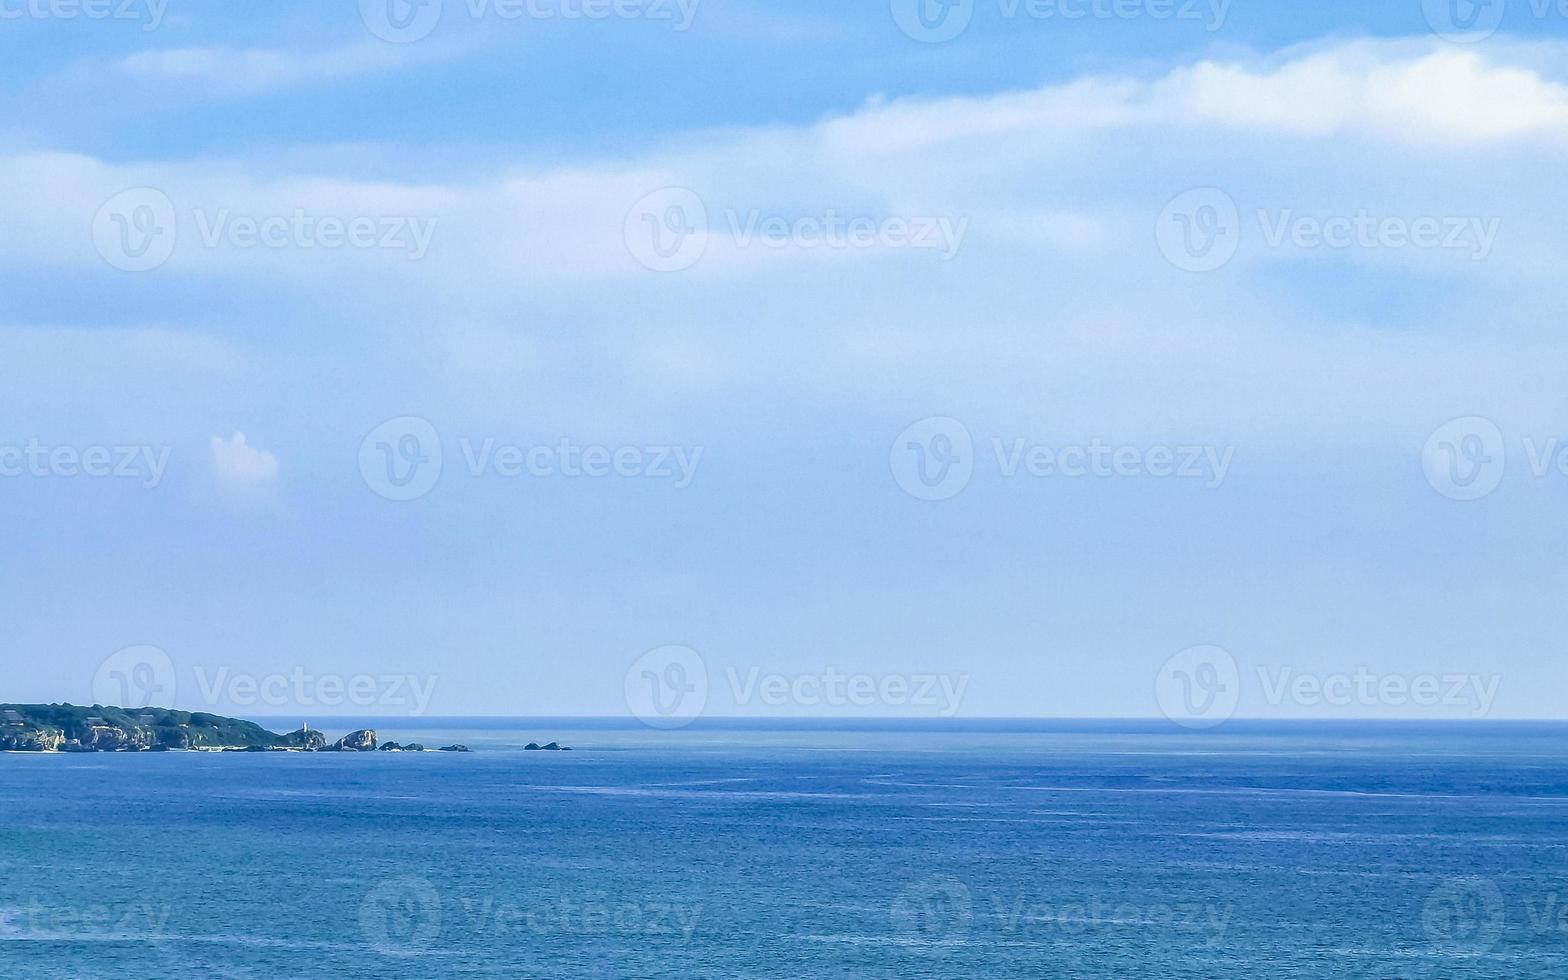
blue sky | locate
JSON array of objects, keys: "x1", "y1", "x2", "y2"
[{"x1": 4, "y1": 1, "x2": 1568, "y2": 721}]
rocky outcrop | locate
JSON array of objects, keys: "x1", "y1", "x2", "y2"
[
  {"x1": 156, "y1": 729, "x2": 197, "y2": 750},
  {"x1": 277, "y1": 727, "x2": 328, "y2": 751},
  {"x1": 325, "y1": 729, "x2": 378, "y2": 752},
  {"x1": 1, "y1": 704, "x2": 285, "y2": 751},
  {"x1": 71, "y1": 725, "x2": 155, "y2": 752},
  {"x1": 0, "y1": 729, "x2": 65, "y2": 752},
  {"x1": 437, "y1": 744, "x2": 471, "y2": 752},
  {"x1": 524, "y1": 742, "x2": 569, "y2": 751},
  {"x1": 0, "y1": 705, "x2": 468, "y2": 755}
]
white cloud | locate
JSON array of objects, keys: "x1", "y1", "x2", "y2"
[
  {"x1": 1157, "y1": 45, "x2": 1568, "y2": 140},
  {"x1": 116, "y1": 43, "x2": 419, "y2": 94},
  {"x1": 6, "y1": 38, "x2": 1559, "y2": 286},
  {"x1": 210, "y1": 432, "x2": 279, "y2": 492},
  {"x1": 810, "y1": 40, "x2": 1568, "y2": 155},
  {"x1": 6, "y1": 37, "x2": 1568, "y2": 446}
]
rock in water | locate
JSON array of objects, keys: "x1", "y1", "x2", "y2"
[
  {"x1": 330, "y1": 729, "x2": 378, "y2": 752},
  {"x1": 68, "y1": 725, "x2": 152, "y2": 752},
  {"x1": 278, "y1": 727, "x2": 328, "y2": 751},
  {"x1": 0, "y1": 729, "x2": 65, "y2": 752}
]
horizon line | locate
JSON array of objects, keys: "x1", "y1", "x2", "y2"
[{"x1": 227, "y1": 714, "x2": 1568, "y2": 724}]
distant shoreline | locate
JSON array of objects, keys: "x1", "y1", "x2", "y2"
[
  {"x1": 0, "y1": 704, "x2": 476, "y2": 754},
  {"x1": 251, "y1": 716, "x2": 1568, "y2": 732}
]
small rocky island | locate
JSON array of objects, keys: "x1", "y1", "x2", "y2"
[{"x1": 0, "y1": 704, "x2": 473, "y2": 754}]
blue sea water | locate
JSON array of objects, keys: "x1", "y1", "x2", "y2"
[{"x1": 3, "y1": 720, "x2": 1567, "y2": 978}]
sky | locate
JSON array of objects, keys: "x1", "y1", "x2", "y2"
[{"x1": 3, "y1": 0, "x2": 1567, "y2": 723}]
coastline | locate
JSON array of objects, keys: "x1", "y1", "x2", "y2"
[{"x1": 0, "y1": 704, "x2": 477, "y2": 754}]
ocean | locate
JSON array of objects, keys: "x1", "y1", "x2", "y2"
[{"x1": 2, "y1": 720, "x2": 1565, "y2": 978}]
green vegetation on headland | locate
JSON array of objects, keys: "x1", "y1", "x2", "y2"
[{"x1": 0, "y1": 704, "x2": 472, "y2": 753}]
